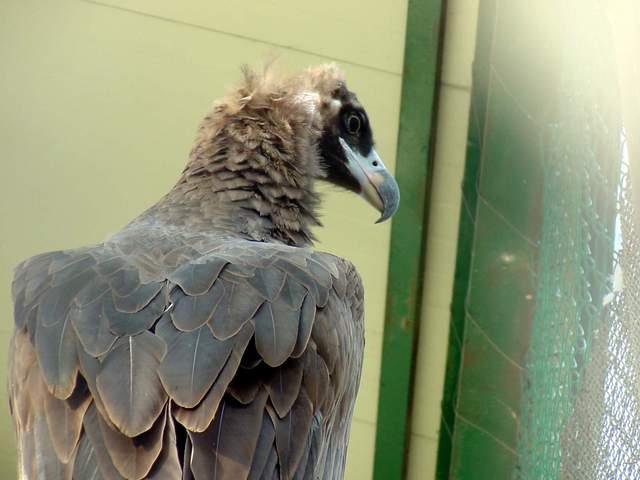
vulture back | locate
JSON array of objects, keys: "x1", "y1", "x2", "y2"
[{"x1": 9, "y1": 225, "x2": 365, "y2": 480}]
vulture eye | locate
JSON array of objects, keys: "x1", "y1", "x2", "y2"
[{"x1": 345, "y1": 113, "x2": 361, "y2": 135}]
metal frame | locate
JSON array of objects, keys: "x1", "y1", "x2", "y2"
[{"x1": 372, "y1": 1, "x2": 445, "y2": 478}]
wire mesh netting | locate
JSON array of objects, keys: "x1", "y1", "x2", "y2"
[
  {"x1": 439, "y1": 0, "x2": 640, "y2": 478},
  {"x1": 515, "y1": 5, "x2": 626, "y2": 475},
  {"x1": 515, "y1": 2, "x2": 640, "y2": 479}
]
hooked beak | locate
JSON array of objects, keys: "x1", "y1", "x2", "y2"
[{"x1": 339, "y1": 137, "x2": 400, "y2": 223}]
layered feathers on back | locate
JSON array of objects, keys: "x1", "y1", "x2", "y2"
[{"x1": 8, "y1": 64, "x2": 365, "y2": 480}]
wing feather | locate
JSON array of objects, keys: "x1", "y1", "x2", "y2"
[
  {"x1": 254, "y1": 301, "x2": 298, "y2": 368},
  {"x1": 103, "y1": 289, "x2": 166, "y2": 336},
  {"x1": 246, "y1": 412, "x2": 276, "y2": 480},
  {"x1": 73, "y1": 433, "x2": 106, "y2": 480},
  {"x1": 291, "y1": 294, "x2": 315, "y2": 358},
  {"x1": 34, "y1": 311, "x2": 79, "y2": 399},
  {"x1": 96, "y1": 332, "x2": 168, "y2": 437},
  {"x1": 271, "y1": 390, "x2": 313, "y2": 479},
  {"x1": 34, "y1": 413, "x2": 75, "y2": 480},
  {"x1": 146, "y1": 413, "x2": 182, "y2": 480},
  {"x1": 97, "y1": 404, "x2": 167, "y2": 479},
  {"x1": 189, "y1": 390, "x2": 268, "y2": 480},
  {"x1": 43, "y1": 377, "x2": 91, "y2": 462},
  {"x1": 173, "y1": 322, "x2": 254, "y2": 432},
  {"x1": 157, "y1": 316, "x2": 234, "y2": 408},
  {"x1": 10, "y1": 238, "x2": 364, "y2": 480},
  {"x1": 170, "y1": 282, "x2": 225, "y2": 332},
  {"x1": 264, "y1": 359, "x2": 303, "y2": 419},
  {"x1": 82, "y1": 404, "x2": 127, "y2": 479},
  {"x1": 168, "y1": 259, "x2": 227, "y2": 295},
  {"x1": 113, "y1": 282, "x2": 165, "y2": 313},
  {"x1": 208, "y1": 280, "x2": 263, "y2": 340},
  {"x1": 70, "y1": 299, "x2": 118, "y2": 357}
]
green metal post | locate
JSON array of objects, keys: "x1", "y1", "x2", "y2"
[{"x1": 373, "y1": 1, "x2": 445, "y2": 479}]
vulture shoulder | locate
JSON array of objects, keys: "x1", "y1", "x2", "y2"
[{"x1": 9, "y1": 233, "x2": 364, "y2": 480}]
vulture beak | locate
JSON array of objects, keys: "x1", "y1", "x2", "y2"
[{"x1": 338, "y1": 137, "x2": 400, "y2": 223}]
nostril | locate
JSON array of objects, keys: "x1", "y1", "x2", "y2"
[{"x1": 372, "y1": 161, "x2": 379, "y2": 167}]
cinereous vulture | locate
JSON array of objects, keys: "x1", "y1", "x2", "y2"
[{"x1": 9, "y1": 63, "x2": 399, "y2": 480}]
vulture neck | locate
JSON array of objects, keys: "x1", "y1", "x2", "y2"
[
  {"x1": 138, "y1": 73, "x2": 331, "y2": 247},
  {"x1": 147, "y1": 139, "x2": 322, "y2": 247}
]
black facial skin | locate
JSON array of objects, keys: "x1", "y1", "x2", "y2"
[{"x1": 319, "y1": 90, "x2": 375, "y2": 194}]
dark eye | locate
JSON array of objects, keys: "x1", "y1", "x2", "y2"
[{"x1": 345, "y1": 113, "x2": 361, "y2": 135}]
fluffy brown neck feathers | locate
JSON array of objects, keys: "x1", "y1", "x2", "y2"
[{"x1": 147, "y1": 65, "x2": 345, "y2": 246}]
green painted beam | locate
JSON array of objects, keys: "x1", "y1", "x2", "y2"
[{"x1": 373, "y1": 1, "x2": 445, "y2": 479}]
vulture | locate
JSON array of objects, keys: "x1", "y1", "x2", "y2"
[{"x1": 8, "y1": 63, "x2": 399, "y2": 480}]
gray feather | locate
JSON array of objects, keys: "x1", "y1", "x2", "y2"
[
  {"x1": 157, "y1": 317, "x2": 233, "y2": 408},
  {"x1": 146, "y1": 413, "x2": 182, "y2": 480},
  {"x1": 97, "y1": 403, "x2": 167, "y2": 479},
  {"x1": 254, "y1": 302, "x2": 298, "y2": 368},
  {"x1": 82, "y1": 404, "x2": 126, "y2": 479},
  {"x1": 38, "y1": 271, "x2": 94, "y2": 327},
  {"x1": 246, "y1": 413, "x2": 276, "y2": 480},
  {"x1": 272, "y1": 390, "x2": 313, "y2": 479},
  {"x1": 168, "y1": 259, "x2": 228, "y2": 296},
  {"x1": 310, "y1": 310, "x2": 340, "y2": 374},
  {"x1": 174, "y1": 322, "x2": 253, "y2": 432},
  {"x1": 305, "y1": 257, "x2": 332, "y2": 289},
  {"x1": 245, "y1": 266, "x2": 286, "y2": 301},
  {"x1": 293, "y1": 413, "x2": 323, "y2": 480},
  {"x1": 228, "y1": 366, "x2": 263, "y2": 405},
  {"x1": 258, "y1": 447, "x2": 279, "y2": 480},
  {"x1": 209, "y1": 280, "x2": 263, "y2": 341},
  {"x1": 43, "y1": 377, "x2": 91, "y2": 462},
  {"x1": 291, "y1": 294, "x2": 316, "y2": 358},
  {"x1": 96, "y1": 332, "x2": 168, "y2": 437},
  {"x1": 33, "y1": 414, "x2": 75, "y2": 480},
  {"x1": 73, "y1": 433, "x2": 106, "y2": 480},
  {"x1": 75, "y1": 278, "x2": 110, "y2": 308},
  {"x1": 70, "y1": 300, "x2": 118, "y2": 357},
  {"x1": 113, "y1": 282, "x2": 165, "y2": 313},
  {"x1": 49, "y1": 251, "x2": 89, "y2": 274},
  {"x1": 76, "y1": 339, "x2": 112, "y2": 426},
  {"x1": 170, "y1": 281, "x2": 225, "y2": 332},
  {"x1": 189, "y1": 390, "x2": 268, "y2": 480},
  {"x1": 23, "y1": 271, "x2": 51, "y2": 307},
  {"x1": 95, "y1": 256, "x2": 127, "y2": 276},
  {"x1": 13, "y1": 288, "x2": 28, "y2": 330},
  {"x1": 103, "y1": 290, "x2": 166, "y2": 336},
  {"x1": 264, "y1": 359, "x2": 303, "y2": 419},
  {"x1": 109, "y1": 268, "x2": 140, "y2": 297},
  {"x1": 301, "y1": 345, "x2": 330, "y2": 409},
  {"x1": 50, "y1": 254, "x2": 96, "y2": 287},
  {"x1": 34, "y1": 312, "x2": 78, "y2": 399},
  {"x1": 273, "y1": 259, "x2": 329, "y2": 308}
]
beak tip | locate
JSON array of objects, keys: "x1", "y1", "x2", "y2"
[{"x1": 374, "y1": 175, "x2": 400, "y2": 224}]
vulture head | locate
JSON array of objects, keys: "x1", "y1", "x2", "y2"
[{"x1": 171, "y1": 63, "x2": 400, "y2": 245}]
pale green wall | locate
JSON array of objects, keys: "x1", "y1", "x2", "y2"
[{"x1": 0, "y1": 0, "x2": 406, "y2": 477}]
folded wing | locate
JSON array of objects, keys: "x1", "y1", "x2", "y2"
[{"x1": 9, "y1": 237, "x2": 364, "y2": 480}]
